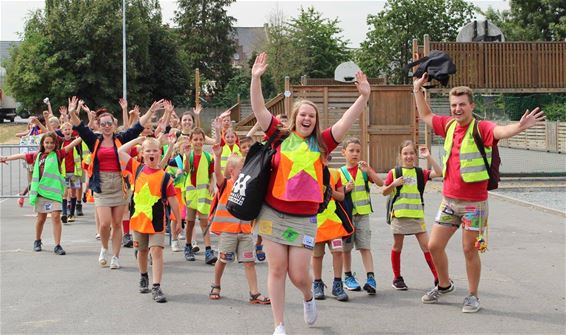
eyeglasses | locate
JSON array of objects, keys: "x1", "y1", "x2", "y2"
[{"x1": 100, "y1": 121, "x2": 113, "y2": 127}]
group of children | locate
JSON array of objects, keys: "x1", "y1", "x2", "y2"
[{"x1": 1, "y1": 98, "x2": 445, "y2": 306}]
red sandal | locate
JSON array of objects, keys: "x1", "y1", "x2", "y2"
[{"x1": 249, "y1": 292, "x2": 270, "y2": 305}]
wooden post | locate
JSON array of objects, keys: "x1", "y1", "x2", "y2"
[
  {"x1": 195, "y1": 68, "x2": 201, "y2": 109},
  {"x1": 412, "y1": 38, "x2": 421, "y2": 167},
  {"x1": 423, "y1": 35, "x2": 432, "y2": 169},
  {"x1": 284, "y1": 76, "x2": 291, "y2": 117},
  {"x1": 300, "y1": 75, "x2": 307, "y2": 86}
]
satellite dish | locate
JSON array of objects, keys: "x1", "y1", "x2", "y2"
[
  {"x1": 335, "y1": 61, "x2": 361, "y2": 83},
  {"x1": 457, "y1": 20, "x2": 505, "y2": 42}
]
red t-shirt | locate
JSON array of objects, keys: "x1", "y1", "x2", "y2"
[
  {"x1": 432, "y1": 115, "x2": 496, "y2": 201},
  {"x1": 25, "y1": 150, "x2": 66, "y2": 177},
  {"x1": 190, "y1": 152, "x2": 214, "y2": 186},
  {"x1": 62, "y1": 138, "x2": 76, "y2": 173},
  {"x1": 264, "y1": 116, "x2": 339, "y2": 215},
  {"x1": 125, "y1": 158, "x2": 176, "y2": 197},
  {"x1": 384, "y1": 168, "x2": 431, "y2": 187},
  {"x1": 97, "y1": 146, "x2": 121, "y2": 172}
]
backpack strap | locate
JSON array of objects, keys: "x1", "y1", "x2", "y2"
[
  {"x1": 415, "y1": 167, "x2": 425, "y2": 205},
  {"x1": 390, "y1": 166, "x2": 403, "y2": 206},
  {"x1": 471, "y1": 119, "x2": 492, "y2": 179},
  {"x1": 340, "y1": 166, "x2": 351, "y2": 182}
]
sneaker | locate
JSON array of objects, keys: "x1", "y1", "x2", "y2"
[
  {"x1": 53, "y1": 245, "x2": 66, "y2": 255},
  {"x1": 67, "y1": 215, "x2": 75, "y2": 223},
  {"x1": 303, "y1": 298, "x2": 317, "y2": 326},
  {"x1": 192, "y1": 240, "x2": 200, "y2": 253},
  {"x1": 363, "y1": 276, "x2": 377, "y2": 295},
  {"x1": 184, "y1": 245, "x2": 195, "y2": 261},
  {"x1": 98, "y1": 248, "x2": 108, "y2": 267},
  {"x1": 421, "y1": 280, "x2": 455, "y2": 304},
  {"x1": 33, "y1": 240, "x2": 42, "y2": 252},
  {"x1": 152, "y1": 286, "x2": 167, "y2": 303},
  {"x1": 313, "y1": 280, "x2": 326, "y2": 300},
  {"x1": 110, "y1": 256, "x2": 120, "y2": 269},
  {"x1": 171, "y1": 240, "x2": 182, "y2": 252},
  {"x1": 344, "y1": 273, "x2": 361, "y2": 291},
  {"x1": 205, "y1": 249, "x2": 217, "y2": 265},
  {"x1": 76, "y1": 203, "x2": 84, "y2": 216},
  {"x1": 179, "y1": 231, "x2": 186, "y2": 240},
  {"x1": 273, "y1": 323, "x2": 286, "y2": 335},
  {"x1": 392, "y1": 276, "x2": 408, "y2": 290},
  {"x1": 122, "y1": 233, "x2": 133, "y2": 248},
  {"x1": 95, "y1": 233, "x2": 101, "y2": 240},
  {"x1": 139, "y1": 276, "x2": 150, "y2": 293},
  {"x1": 462, "y1": 295, "x2": 481, "y2": 313},
  {"x1": 61, "y1": 215, "x2": 68, "y2": 224},
  {"x1": 331, "y1": 280, "x2": 349, "y2": 302},
  {"x1": 17, "y1": 196, "x2": 24, "y2": 207}
]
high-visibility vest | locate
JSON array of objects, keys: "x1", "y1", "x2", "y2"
[
  {"x1": 184, "y1": 151, "x2": 213, "y2": 214},
  {"x1": 339, "y1": 166, "x2": 372, "y2": 215},
  {"x1": 61, "y1": 146, "x2": 82, "y2": 177},
  {"x1": 130, "y1": 165, "x2": 169, "y2": 234},
  {"x1": 210, "y1": 179, "x2": 252, "y2": 235},
  {"x1": 391, "y1": 168, "x2": 424, "y2": 219},
  {"x1": 220, "y1": 144, "x2": 241, "y2": 170},
  {"x1": 272, "y1": 132, "x2": 323, "y2": 203},
  {"x1": 29, "y1": 151, "x2": 65, "y2": 205},
  {"x1": 315, "y1": 168, "x2": 349, "y2": 243},
  {"x1": 443, "y1": 118, "x2": 491, "y2": 183}
]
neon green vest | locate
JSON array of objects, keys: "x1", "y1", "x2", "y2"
[
  {"x1": 391, "y1": 168, "x2": 424, "y2": 219},
  {"x1": 339, "y1": 167, "x2": 372, "y2": 215},
  {"x1": 220, "y1": 144, "x2": 241, "y2": 170},
  {"x1": 30, "y1": 151, "x2": 65, "y2": 205},
  {"x1": 443, "y1": 119, "x2": 491, "y2": 183},
  {"x1": 184, "y1": 151, "x2": 213, "y2": 214},
  {"x1": 61, "y1": 147, "x2": 82, "y2": 177}
]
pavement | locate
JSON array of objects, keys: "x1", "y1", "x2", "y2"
[{"x1": 0, "y1": 183, "x2": 565, "y2": 334}]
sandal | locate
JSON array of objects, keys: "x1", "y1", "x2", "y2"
[
  {"x1": 209, "y1": 284, "x2": 221, "y2": 300},
  {"x1": 249, "y1": 292, "x2": 270, "y2": 305},
  {"x1": 256, "y1": 245, "x2": 266, "y2": 262},
  {"x1": 17, "y1": 196, "x2": 24, "y2": 208}
]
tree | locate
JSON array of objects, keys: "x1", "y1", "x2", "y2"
[
  {"x1": 5, "y1": 0, "x2": 190, "y2": 114},
  {"x1": 357, "y1": 0, "x2": 476, "y2": 84},
  {"x1": 483, "y1": 0, "x2": 566, "y2": 41},
  {"x1": 174, "y1": 0, "x2": 237, "y2": 92}
]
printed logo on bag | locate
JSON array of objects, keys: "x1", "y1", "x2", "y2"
[{"x1": 228, "y1": 173, "x2": 251, "y2": 206}]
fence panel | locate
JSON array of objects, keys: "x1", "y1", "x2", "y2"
[{"x1": 0, "y1": 145, "x2": 38, "y2": 198}]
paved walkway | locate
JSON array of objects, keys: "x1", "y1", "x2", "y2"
[{"x1": 1, "y1": 184, "x2": 564, "y2": 334}]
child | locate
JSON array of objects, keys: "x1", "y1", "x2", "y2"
[
  {"x1": 0, "y1": 132, "x2": 82, "y2": 255},
  {"x1": 239, "y1": 136, "x2": 253, "y2": 157},
  {"x1": 118, "y1": 137, "x2": 182, "y2": 303},
  {"x1": 167, "y1": 136, "x2": 190, "y2": 252},
  {"x1": 382, "y1": 141, "x2": 441, "y2": 290},
  {"x1": 208, "y1": 142, "x2": 270, "y2": 304},
  {"x1": 183, "y1": 128, "x2": 216, "y2": 264},
  {"x1": 219, "y1": 127, "x2": 241, "y2": 171},
  {"x1": 59, "y1": 122, "x2": 83, "y2": 224},
  {"x1": 312, "y1": 165, "x2": 351, "y2": 302},
  {"x1": 339, "y1": 137, "x2": 383, "y2": 295}
]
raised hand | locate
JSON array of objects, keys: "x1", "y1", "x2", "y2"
[
  {"x1": 354, "y1": 71, "x2": 370, "y2": 98},
  {"x1": 129, "y1": 105, "x2": 140, "y2": 117},
  {"x1": 193, "y1": 105, "x2": 202, "y2": 116},
  {"x1": 358, "y1": 160, "x2": 370, "y2": 173},
  {"x1": 212, "y1": 143, "x2": 222, "y2": 157},
  {"x1": 413, "y1": 72, "x2": 428, "y2": 91},
  {"x1": 67, "y1": 96, "x2": 79, "y2": 114},
  {"x1": 118, "y1": 98, "x2": 128, "y2": 110},
  {"x1": 148, "y1": 99, "x2": 165, "y2": 114},
  {"x1": 167, "y1": 132, "x2": 177, "y2": 145},
  {"x1": 519, "y1": 107, "x2": 545, "y2": 130},
  {"x1": 164, "y1": 100, "x2": 174, "y2": 114},
  {"x1": 419, "y1": 146, "x2": 430, "y2": 158},
  {"x1": 59, "y1": 106, "x2": 68, "y2": 115},
  {"x1": 251, "y1": 52, "x2": 268, "y2": 78}
]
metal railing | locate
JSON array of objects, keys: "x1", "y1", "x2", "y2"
[{"x1": 0, "y1": 144, "x2": 38, "y2": 198}]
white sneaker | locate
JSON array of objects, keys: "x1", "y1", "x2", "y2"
[
  {"x1": 98, "y1": 248, "x2": 108, "y2": 267},
  {"x1": 303, "y1": 298, "x2": 317, "y2": 326},
  {"x1": 273, "y1": 323, "x2": 286, "y2": 335},
  {"x1": 171, "y1": 240, "x2": 182, "y2": 252},
  {"x1": 110, "y1": 256, "x2": 120, "y2": 269},
  {"x1": 179, "y1": 231, "x2": 186, "y2": 240}
]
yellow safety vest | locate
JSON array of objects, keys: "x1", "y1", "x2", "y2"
[
  {"x1": 184, "y1": 151, "x2": 213, "y2": 214},
  {"x1": 339, "y1": 166, "x2": 372, "y2": 215},
  {"x1": 391, "y1": 168, "x2": 424, "y2": 219},
  {"x1": 220, "y1": 144, "x2": 241, "y2": 170}
]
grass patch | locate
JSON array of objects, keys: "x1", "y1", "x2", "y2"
[{"x1": 0, "y1": 124, "x2": 28, "y2": 144}]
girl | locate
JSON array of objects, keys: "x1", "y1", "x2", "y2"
[
  {"x1": 0, "y1": 132, "x2": 82, "y2": 255},
  {"x1": 382, "y1": 141, "x2": 441, "y2": 290},
  {"x1": 219, "y1": 127, "x2": 241, "y2": 171},
  {"x1": 166, "y1": 136, "x2": 190, "y2": 252}
]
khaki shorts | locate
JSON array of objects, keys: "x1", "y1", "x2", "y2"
[
  {"x1": 435, "y1": 197, "x2": 489, "y2": 232},
  {"x1": 133, "y1": 231, "x2": 165, "y2": 250},
  {"x1": 254, "y1": 204, "x2": 317, "y2": 250},
  {"x1": 186, "y1": 207, "x2": 208, "y2": 222},
  {"x1": 34, "y1": 196, "x2": 62, "y2": 214},
  {"x1": 218, "y1": 233, "x2": 255, "y2": 263},
  {"x1": 343, "y1": 214, "x2": 371, "y2": 251},
  {"x1": 64, "y1": 174, "x2": 82, "y2": 189},
  {"x1": 94, "y1": 172, "x2": 130, "y2": 207},
  {"x1": 390, "y1": 217, "x2": 427, "y2": 235},
  {"x1": 313, "y1": 238, "x2": 344, "y2": 257}
]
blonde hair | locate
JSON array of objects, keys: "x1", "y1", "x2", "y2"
[
  {"x1": 225, "y1": 154, "x2": 244, "y2": 177},
  {"x1": 61, "y1": 122, "x2": 72, "y2": 129},
  {"x1": 449, "y1": 86, "x2": 474, "y2": 104},
  {"x1": 48, "y1": 116, "x2": 60, "y2": 124},
  {"x1": 173, "y1": 136, "x2": 190, "y2": 155},
  {"x1": 288, "y1": 100, "x2": 327, "y2": 158},
  {"x1": 141, "y1": 137, "x2": 161, "y2": 151}
]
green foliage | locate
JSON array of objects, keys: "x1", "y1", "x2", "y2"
[
  {"x1": 5, "y1": 0, "x2": 190, "y2": 114},
  {"x1": 483, "y1": 0, "x2": 566, "y2": 41},
  {"x1": 174, "y1": 0, "x2": 237, "y2": 92},
  {"x1": 357, "y1": 0, "x2": 477, "y2": 84},
  {"x1": 544, "y1": 103, "x2": 566, "y2": 122},
  {"x1": 499, "y1": 94, "x2": 566, "y2": 121}
]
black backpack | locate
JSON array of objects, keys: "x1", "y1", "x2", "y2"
[
  {"x1": 226, "y1": 129, "x2": 286, "y2": 221},
  {"x1": 386, "y1": 167, "x2": 425, "y2": 225},
  {"x1": 406, "y1": 50, "x2": 456, "y2": 87},
  {"x1": 319, "y1": 166, "x2": 354, "y2": 236}
]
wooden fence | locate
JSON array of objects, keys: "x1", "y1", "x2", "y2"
[{"x1": 496, "y1": 121, "x2": 566, "y2": 153}]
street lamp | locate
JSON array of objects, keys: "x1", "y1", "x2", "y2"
[{"x1": 122, "y1": 0, "x2": 127, "y2": 100}]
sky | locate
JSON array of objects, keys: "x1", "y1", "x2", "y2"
[{"x1": 1, "y1": 0, "x2": 510, "y2": 48}]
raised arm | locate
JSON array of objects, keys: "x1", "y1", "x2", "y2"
[
  {"x1": 193, "y1": 105, "x2": 202, "y2": 128},
  {"x1": 211, "y1": 143, "x2": 225, "y2": 186},
  {"x1": 0, "y1": 152, "x2": 27, "y2": 164},
  {"x1": 119, "y1": 98, "x2": 129, "y2": 128},
  {"x1": 160, "y1": 135, "x2": 176, "y2": 169},
  {"x1": 493, "y1": 107, "x2": 545, "y2": 140},
  {"x1": 62, "y1": 137, "x2": 82, "y2": 154},
  {"x1": 68, "y1": 96, "x2": 81, "y2": 127},
  {"x1": 128, "y1": 105, "x2": 140, "y2": 126},
  {"x1": 139, "y1": 99, "x2": 164, "y2": 127},
  {"x1": 413, "y1": 73, "x2": 434, "y2": 128},
  {"x1": 250, "y1": 52, "x2": 273, "y2": 130},
  {"x1": 331, "y1": 71, "x2": 370, "y2": 143},
  {"x1": 419, "y1": 146, "x2": 442, "y2": 178},
  {"x1": 118, "y1": 137, "x2": 144, "y2": 166}
]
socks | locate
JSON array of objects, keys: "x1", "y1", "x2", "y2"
[
  {"x1": 153, "y1": 283, "x2": 160, "y2": 288},
  {"x1": 141, "y1": 272, "x2": 148, "y2": 278},
  {"x1": 391, "y1": 249, "x2": 401, "y2": 278},
  {"x1": 424, "y1": 251, "x2": 438, "y2": 281},
  {"x1": 314, "y1": 279, "x2": 322, "y2": 283},
  {"x1": 367, "y1": 272, "x2": 375, "y2": 279},
  {"x1": 69, "y1": 197, "x2": 77, "y2": 216},
  {"x1": 334, "y1": 277, "x2": 342, "y2": 282},
  {"x1": 205, "y1": 246, "x2": 211, "y2": 251},
  {"x1": 62, "y1": 199, "x2": 68, "y2": 215},
  {"x1": 345, "y1": 271, "x2": 352, "y2": 278},
  {"x1": 122, "y1": 220, "x2": 130, "y2": 234}
]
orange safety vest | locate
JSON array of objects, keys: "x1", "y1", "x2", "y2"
[
  {"x1": 315, "y1": 168, "x2": 350, "y2": 243},
  {"x1": 209, "y1": 179, "x2": 252, "y2": 235},
  {"x1": 130, "y1": 165, "x2": 169, "y2": 234},
  {"x1": 88, "y1": 138, "x2": 130, "y2": 194}
]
